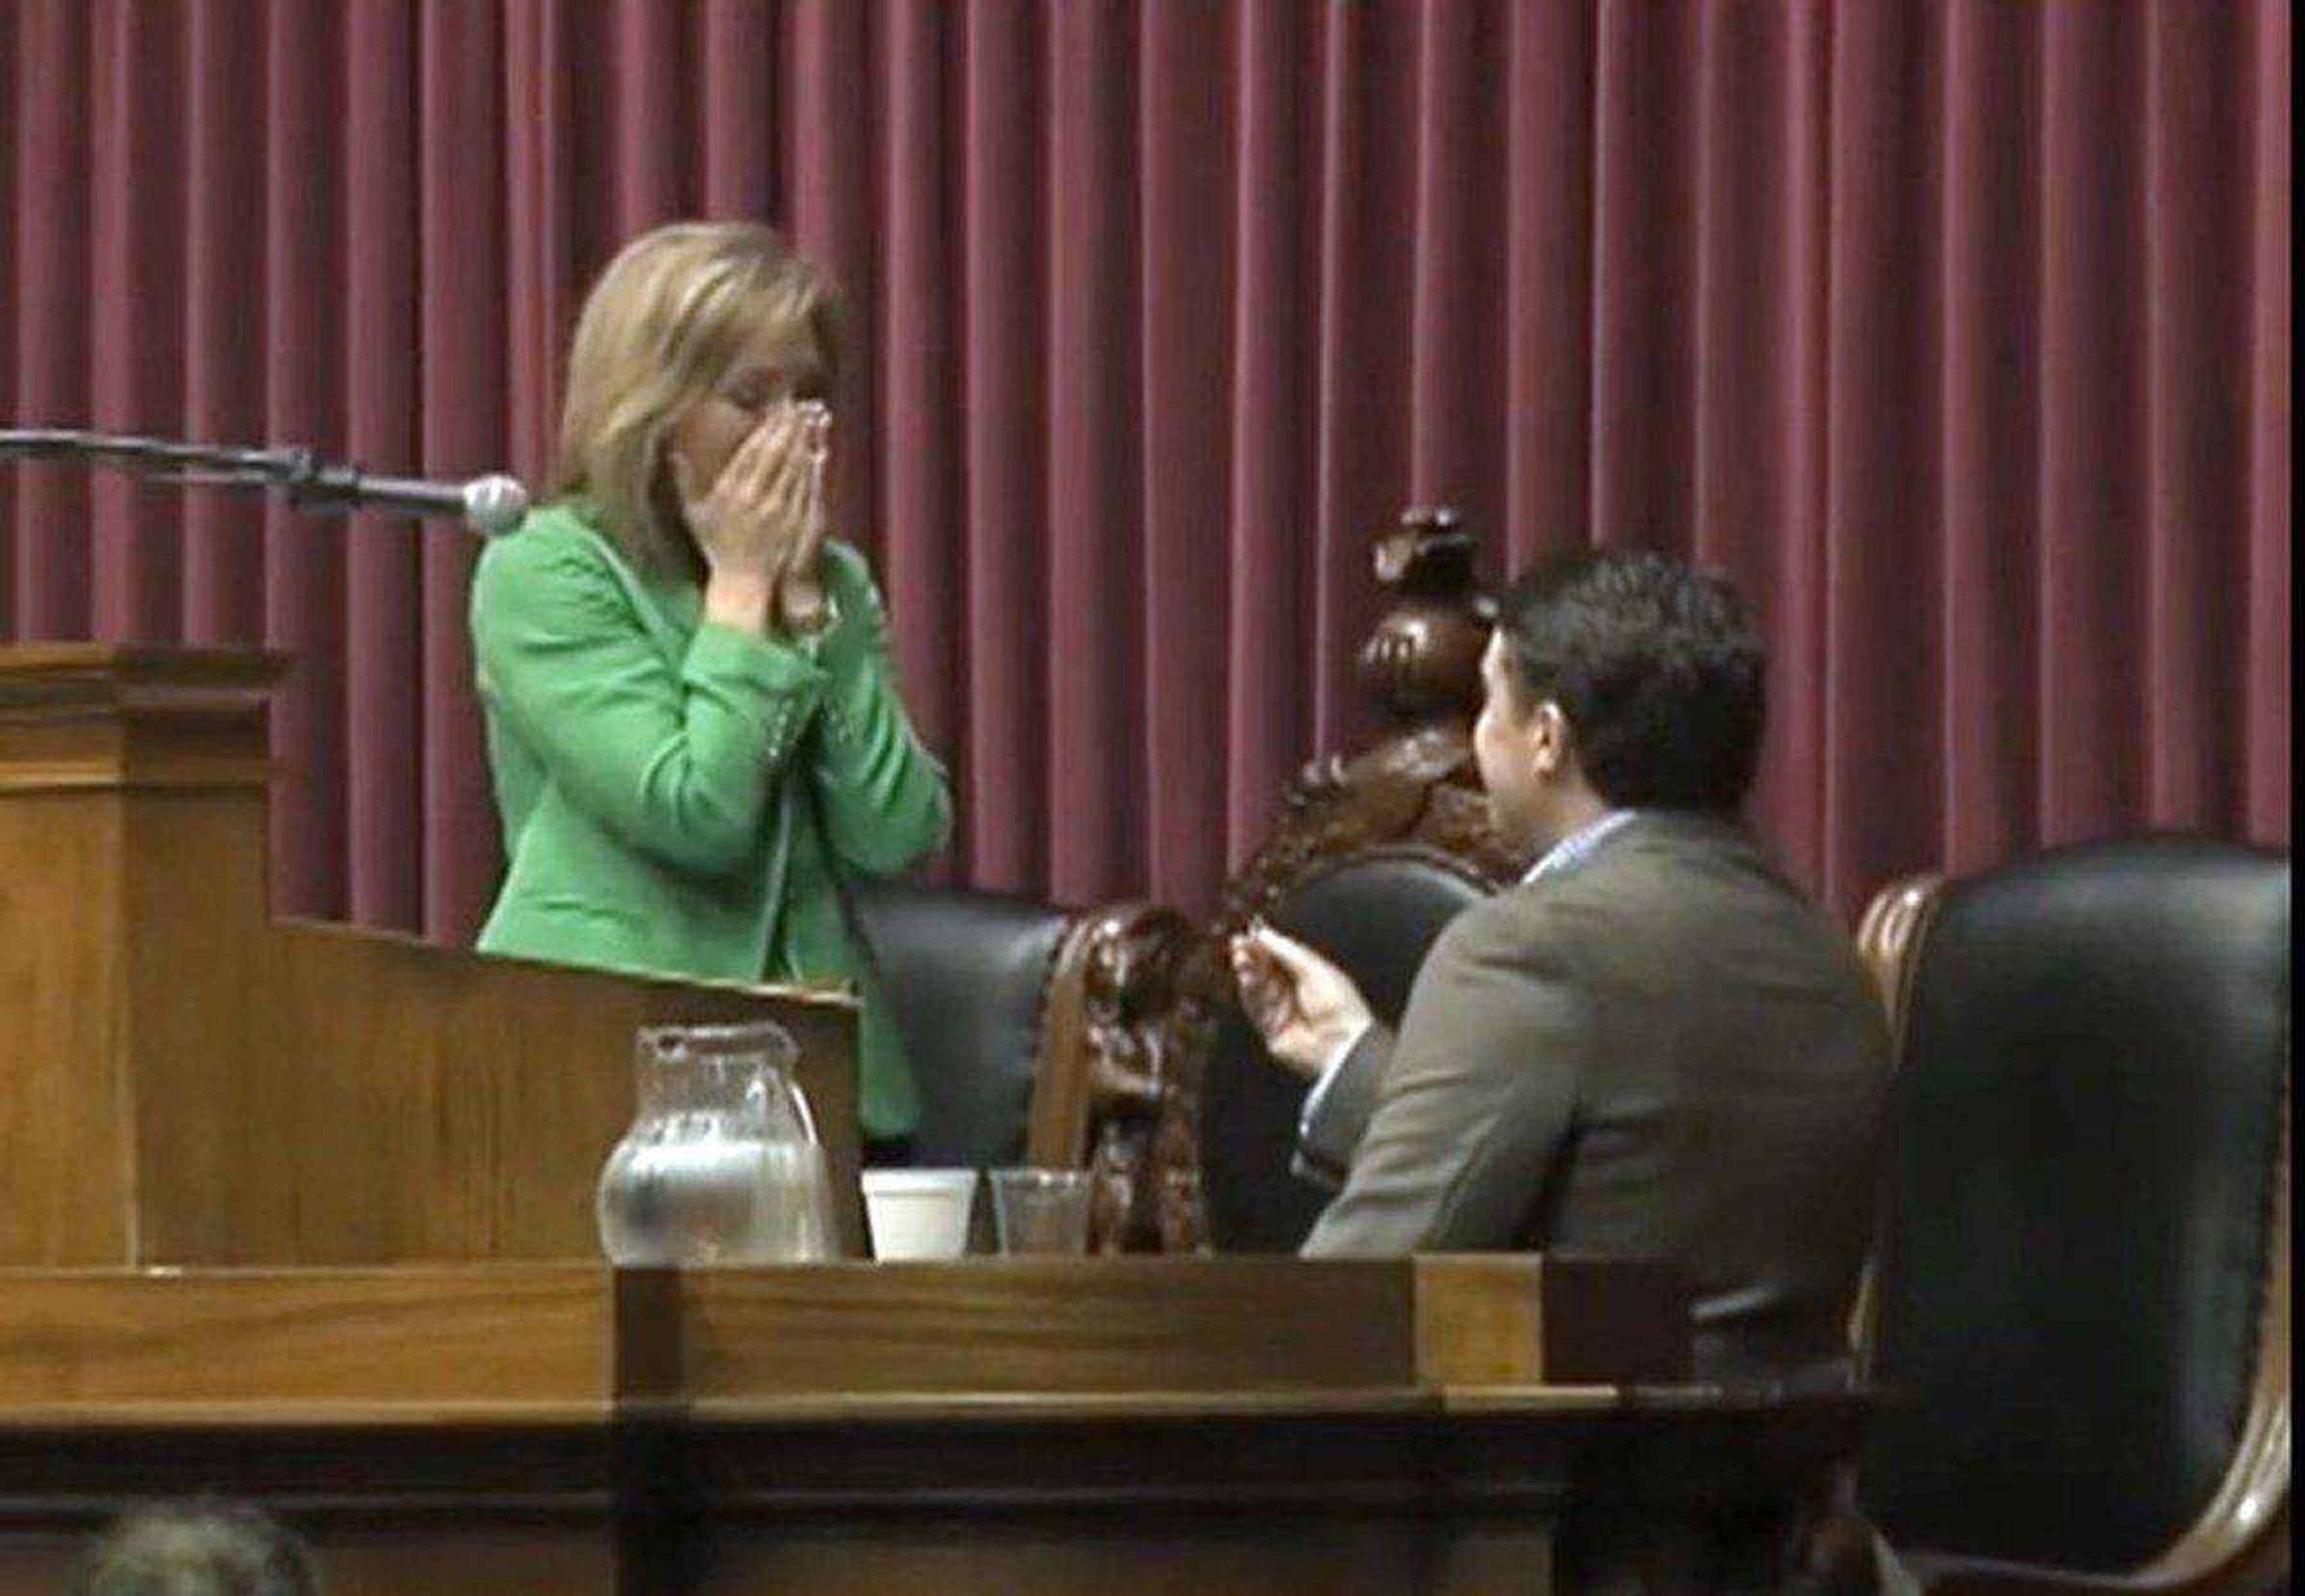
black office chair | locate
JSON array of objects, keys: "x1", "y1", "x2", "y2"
[
  {"x1": 1855, "y1": 837, "x2": 2290, "y2": 1595},
  {"x1": 846, "y1": 880, "x2": 1077, "y2": 1170}
]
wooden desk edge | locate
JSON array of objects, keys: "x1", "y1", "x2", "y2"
[
  {"x1": 0, "y1": 1400, "x2": 615, "y2": 1430},
  {"x1": 658, "y1": 1388, "x2": 1451, "y2": 1424},
  {"x1": 0, "y1": 1389, "x2": 1675, "y2": 1432}
]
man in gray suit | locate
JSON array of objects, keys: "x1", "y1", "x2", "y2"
[{"x1": 1234, "y1": 550, "x2": 1891, "y2": 1384}]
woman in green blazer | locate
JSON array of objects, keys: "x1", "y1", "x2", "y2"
[{"x1": 469, "y1": 221, "x2": 951, "y2": 1150}]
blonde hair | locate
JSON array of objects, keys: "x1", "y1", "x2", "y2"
[{"x1": 553, "y1": 221, "x2": 841, "y2": 573}]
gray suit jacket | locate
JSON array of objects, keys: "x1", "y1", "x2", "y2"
[{"x1": 1298, "y1": 812, "x2": 1891, "y2": 1378}]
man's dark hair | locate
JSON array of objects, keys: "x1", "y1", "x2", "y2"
[
  {"x1": 73, "y1": 1501, "x2": 321, "y2": 1596},
  {"x1": 1494, "y1": 549, "x2": 1766, "y2": 813}
]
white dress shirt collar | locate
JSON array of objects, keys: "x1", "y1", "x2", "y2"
[{"x1": 1520, "y1": 808, "x2": 1640, "y2": 885}]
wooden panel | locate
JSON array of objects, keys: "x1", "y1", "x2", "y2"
[
  {"x1": 1415, "y1": 1256, "x2": 1550, "y2": 1387},
  {"x1": 0, "y1": 646, "x2": 281, "y2": 1268},
  {"x1": 0, "y1": 1266, "x2": 612, "y2": 1418},
  {"x1": 127, "y1": 840, "x2": 863, "y2": 1266},
  {"x1": 310, "y1": 1529, "x2": 618, "y2": 1596},
  {"x1": 663, "y1": 1259, "x2": 1416, "y2": 1400},
  {"x1": 0, "y1": 790, "x2": 128, "y2": 1265},
  {"x1": 239, "y1": 924, "x2": 863, "y2": 1263},
  {"x1": 1415, "y1": 1256, "x2": 1690, "y2": 1388},
  {"x1": 0, "y1": 709, "x2": 277, "y2": 792},
  {"x1": 663, "y1": 1257, "x2": 1681, "y2": 1404},
  {"x1": 0, "y1": 644, "x2": 279, "y2": 792},
  {"x1": 695, "y1": 1516, "x2": 1435, "y2": 1596},
  {"x1": 0, "y1": 1261, "x2": 1672, "y2": 1421},
  {"x1": 122, "y1": 787, "x2": 285, "y2": 1265},
  {"x1": 0, "y1": 642, "x2": 288, "y2": 695}
]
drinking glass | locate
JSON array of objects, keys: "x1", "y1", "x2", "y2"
[{"x1": 988, "y1": 1167, "x2": 1094, "y2": 1255}]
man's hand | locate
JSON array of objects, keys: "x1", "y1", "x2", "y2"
[{"x1": 1228, "y1": 921, "x2": 1373, "y2": 1080}]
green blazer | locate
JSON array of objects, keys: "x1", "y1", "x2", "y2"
[{"x1": 469, "y1": 499, "x2": 953, "y2": 1139}]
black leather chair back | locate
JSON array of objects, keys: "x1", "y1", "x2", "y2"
[
  {"x1": 1199, "y1": 849, "x2": 1493, "y2": 1253},
  {"x1": 846, "y1": 881, "x2": 1074, "y2": 1169},
  {"x1": 1860, "y1": 837, "x2": 2290, "y2": 1571}
]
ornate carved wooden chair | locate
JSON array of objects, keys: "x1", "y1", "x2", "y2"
[
  {"x1": 1025, "y1": 508, "x2": 1538, "y2": 1253},
  {"x1": 847, "y1": 881, "x2": 1187, "y2": 1175},
  {"x1": 1852, "y1": 839, "x2": 2290, "y2": 1595}
]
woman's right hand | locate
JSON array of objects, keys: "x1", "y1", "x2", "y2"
[{"x1": 673, "y1": 406, "x2": 815, "y2": 630}]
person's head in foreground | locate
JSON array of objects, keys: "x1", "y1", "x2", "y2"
[
  {"x1": 1474, "y1": 548, "x2": 1767, "y2": 852},
  {"x1": 72, "y1": 1501, "x2": 320, "y2": 1596}
]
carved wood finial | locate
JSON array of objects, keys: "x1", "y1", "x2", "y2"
[{"x1": 1355, "y1": 505, "x2": 1493, "y2": 724}]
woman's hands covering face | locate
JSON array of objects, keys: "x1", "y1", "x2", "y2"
[{"x1": 675, "y1": 399, "x2": 833, "y2": 636}]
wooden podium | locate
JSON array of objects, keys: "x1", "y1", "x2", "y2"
[{"x1": 0, "y1": 645, "x2": 865, "y2": 1264}]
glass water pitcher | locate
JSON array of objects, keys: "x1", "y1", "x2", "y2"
[{"x1": 595, "y1": 1020, "x2": 837, "y2": 1265}]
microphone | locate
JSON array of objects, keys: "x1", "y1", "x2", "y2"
[
  {"x1": 0, "y1": 429, "x2": 532, "y2": 538},
  {"x1": 296, "y1": 468, "x2": 531, "y2": 537}
]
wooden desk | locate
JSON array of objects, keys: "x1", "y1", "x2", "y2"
[{"x1": 0, "y1": 1259, "x2": 1859, "y2": 1595}]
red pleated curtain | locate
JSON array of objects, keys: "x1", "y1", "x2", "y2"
[{"x1": 0, "y1": 2, "x2": 2289, "y2": 941}]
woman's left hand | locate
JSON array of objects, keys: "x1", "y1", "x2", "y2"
[{"x1": 777, "y1": 403, "x2": 833, "y2": 633}]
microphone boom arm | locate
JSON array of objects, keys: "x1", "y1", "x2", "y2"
[{"x1": 0, "y1": 428, "x2": 528, "y2": 537}]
